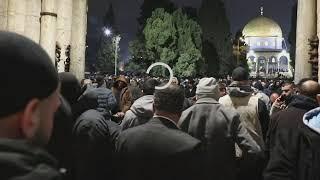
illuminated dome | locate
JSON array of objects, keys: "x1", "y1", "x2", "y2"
[{"x1": 243, "y1": 16, "x2": 283, "y2": 37}]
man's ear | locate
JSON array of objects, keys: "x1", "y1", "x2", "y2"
[
  {"x1": 317, "y1": 94, "x2": 320, "y2": 105},
  {"x1": 19, "y1": 99, "x2": 41, "y2": 139}
]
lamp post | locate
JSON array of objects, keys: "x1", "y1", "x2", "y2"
[
  {"x1": 103, "y1": 27, "x2": 121, "y2": 76},
  {"x1": 113, "y1": 35, "x2": 121, "y2": 76}
]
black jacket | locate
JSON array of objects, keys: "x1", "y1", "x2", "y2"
[
  {"x1": 0, "y1": 139, "x2": 61, "y2": 180},
  {"x1": 116, "y1": 117, "x2": 204, "y2": 180},
  {"x1": 72, "y1": 109, "x2": 120, "y2": 180},
  {"x1": 264, "y1": 95, "x2": 319, "y2": 180}
]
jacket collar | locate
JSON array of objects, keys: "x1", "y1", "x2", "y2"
[
  {"x1": 151, "y1": 116, "x2": 180, "y2": 130},
  {"x1": 196, "y1": 97, "x2": 219, "y2": 104},
  {"x1": 0, "y1": 139, "x2": 58, "y2": 167}
]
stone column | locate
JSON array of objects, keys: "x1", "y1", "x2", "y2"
[
  {"x1": 70, "y1": 0, "x2": 87, "y2": 80},
  {"x1": 7, "y1": 0, "x2": 26, "y2": 35},
  {"x1": 24, "y1": 0, "x2": 41, "y2": 43},
  {"x1": 0, "y1": 0, "x2": 9, "y2": 30},
  {"x1": 56, "y1": 0, "x2": 73, "y2": 72},
  {"x1": 295, "y1": 0, "x2": 317, "y2": 83},
  {"x1": 40, "y1": 0, "x2": 57, "y2": 65},
  {"x1": 317, "y1": 0, "x2": 320, "y2": 82}
]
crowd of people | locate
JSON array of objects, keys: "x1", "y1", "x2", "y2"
[{"x1": 1, "y1": 31, "x2": 320, "y2": 180}]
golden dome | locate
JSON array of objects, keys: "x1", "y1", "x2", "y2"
[{"x1": 243, "y1": 16, "x2": 283, "y2": 37}]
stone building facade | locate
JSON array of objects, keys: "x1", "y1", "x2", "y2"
[{"x1": 0, "y1": 0, "x2": 88, "y2": 80}]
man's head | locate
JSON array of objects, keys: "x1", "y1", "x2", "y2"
[
  {"x1": 270, "y1": 92, "x2": 280, "y2": 104},
  {"x1": 218, "y1": 82, "x2": 227, "y2": 98},
  {"x1": 296, "y1": 79, "x2": 320, "y2": 101},
  {"x1": 114, "y1": 75, "x2": 127, "y2": 89},
  {"x1": 0, "y1": 31, "x2": 60, "y2": 145},
  {"x1": 153, "y1": 85, "x2": 185, "y2": 120},
  {"x1": 142, "y1": 78, "x2": 160, "y2": 95},
  {"x1": 232, "y1": 67, "x2": 250, "y2": 85},
  {"x1": 281, "y1": 81, "x2": 295, "y2": 97},
  {"x1": 196, "y1": 78, "x2": 219, "y2": 100}
]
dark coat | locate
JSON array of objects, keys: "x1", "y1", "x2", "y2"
[
  {"x1": 74, "y1": 87, "x2": 117, "y2": 119},
  {"x1": 0, "y1": 139, "x2": 62, "y2": 180},
  {"x1": 46, "y1": 96, "x2": 74, "y2": 178},
  {"x1": 72, "y1": 109, "x2": 120, "y2": 180},
  {"x1": 179, "y1": 98, "x2": 262, "y2": 180},
  {"x1": 264, "y1": 95, "x2": 319, "y2": 180},
  {"x1": 116, "y1": 117, "x2": 204, "y2": 180}
]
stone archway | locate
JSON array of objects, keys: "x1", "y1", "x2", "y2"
[
  {"x1": 258, "y1": 56, "x2": 267, "y2": 74},
  {"x1": 268, "y1": 56, "x2": 278, "y2": 74},
  {"x1": 248, "y1": 56, "x2": 256, "y2": 72},
  {"x1": 279, "y1": 56, "x2": 289, "y2": 72}
]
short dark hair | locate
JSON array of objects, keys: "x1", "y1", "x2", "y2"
[
  {"x1": 142, "y1": 78, "x2": 160, "y2": 95},
  {"x1": 154, "y1": 85, "x2": 185, "y2": 113},
  {"x1": 232, "y1": 67, "x2": 249, "y2": 81}
]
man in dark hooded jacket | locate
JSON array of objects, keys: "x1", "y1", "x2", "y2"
[{"x1": 264, "y1": 79, "x2": 320, "y2": 180}]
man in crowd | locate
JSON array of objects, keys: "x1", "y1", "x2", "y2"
[
  {"x1": 0, "y1": 31, "x2": 62, "y2": 180},
  {"x1": 264, "y1": 79, "x2": 320, "y2": 180},
  {"x1": 269, "y1": 81, "x2": 295, "y2": 115},
  {"x1": 121, "y1": 78, "x2": 159, "y2": 130},
  {"x1": 117, "y1": 85, "x2": 203, "y2": 180},
  {"x1": 219, "y1": 67, "x2": 268, "y2": 180},
  {"x1": 179, "y1": 77, "x2": 262, "y2": 180}
]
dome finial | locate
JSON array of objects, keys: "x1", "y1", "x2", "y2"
[{"x1": 260, "y1": 6, "x2": 264, "y2": 16}]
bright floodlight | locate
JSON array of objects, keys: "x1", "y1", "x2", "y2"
[{"x1": 103, "y1": 27, "x2": 112, "y2": 36}]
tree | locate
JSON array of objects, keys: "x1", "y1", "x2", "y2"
[
  {"x1": 96, "y1": 4, "x2": 119, "y2": 74},
  {"x1": 137, "y1": 0, "x2": 176, "y2": 32},
  {"x1": 143, "y1": 8, "x2": 203, "y2": 77},
  {"x1": 199, "y1": 0, "x2": 234, "y2": 76}
]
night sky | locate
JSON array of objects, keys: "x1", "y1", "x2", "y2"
[{"x1": 87, "y1": 0, "x2": 297, "y2": 62}]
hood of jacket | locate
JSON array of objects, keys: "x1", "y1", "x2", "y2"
[
  {"x1": 130, "y1": 95, "x2": 154, "y2": 118},
  {"x1": 303, "y1": 107, "x2": 320, "y2": 135},
  {"x1": 228, "y1": 81, "x2": 254, "y2": 97},
  {"x1": 288, "y1": 95, "x2": 318, "y2": 111},
  {"x1": 0, "y1": 139, "x2": 60, "y2": 179}
]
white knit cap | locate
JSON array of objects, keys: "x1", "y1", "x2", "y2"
[{"x1": 196, "y1": 77, "x2": 219, "y2": 100}]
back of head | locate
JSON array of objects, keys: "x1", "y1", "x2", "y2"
[
  {"x1": 154, "y1": 85, "x2": 185, "y2": 113},
  {"x1": 196, "y1": 77, "x2": 219, "y2": 100},
  {"x1": 253, "y1": 81, "x2": 264, "y2": 91},
  {"x1": 59, "y1": 72, "x2": 81, "y2": 105},
  {"x1": 142, "y1": 78, "x2": 160, "y2": 95},
  {"x1": 232, "y1": 67, "x2": 249, "y2": 81},
  {"x1": 297, "y1": 79, "x2": 320, "y2": 100},
  {"x1": 0, "y1": 31, "x2": 59, "y2": 118},
  {"x1": 95, "y1": 74, "x2": 105, "y2": 87}
]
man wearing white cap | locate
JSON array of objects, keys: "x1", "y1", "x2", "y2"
[{"x1": 179, "y1": 77, "x2": 262, "y2": 180}]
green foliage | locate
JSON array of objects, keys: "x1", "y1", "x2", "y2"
[
  {"x1": 140, "y1": 8, "x2": 203, "y2": 77},
  {"x1": 125, "y1": 61, "x2": 145, "y2": 74},
  {"x1": 96, "y1": 38, "x2": 115, "y2": 74}
]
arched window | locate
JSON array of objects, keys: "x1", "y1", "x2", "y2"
[
  {"x1": 279, "y1": 56, "x2": 289, "y2": 72},
  {"x1": 258, "y1": 56, "x2": 267, "y2": 74},
  {"x1": 248, "y1": 56, "x2": 256, "y2": 72},
  {"x1": 268, "y1": 56, "x2": 277, "y2": 74}
]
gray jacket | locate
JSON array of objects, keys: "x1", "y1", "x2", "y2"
[
  {"x1": 121, "y1": 95, "x2": 154, "y2": 130},
  {"x1": 179, "y1": 98, "x2": 262, "y2": 180}
]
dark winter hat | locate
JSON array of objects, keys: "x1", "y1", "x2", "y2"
[
  {"x1": 232, "y1": 67, "x2": 249, "y2": 81},
  {"x1": 59, "y1": 72, "x2": 81, "y2": 105},
  {"x1": 0, "y1": 31, "x2": 59, "y2": 118},
  {"x1": 142, "y1": 78, "x2": 160, "y2": 95}
]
